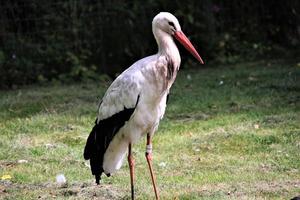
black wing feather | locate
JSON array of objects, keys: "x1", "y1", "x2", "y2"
[{"x1": 83, "y1": 95, "x2": 140, "y2": 184}]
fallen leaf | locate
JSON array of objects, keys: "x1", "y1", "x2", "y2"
[{"x1": 1, "y1": 174, "x2": 12, "y2": 180}]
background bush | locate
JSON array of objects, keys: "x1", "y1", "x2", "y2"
[{"x1": 0, "y1": 0, "x2": 299, "y2": 88}]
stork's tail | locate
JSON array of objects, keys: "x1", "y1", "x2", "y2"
[
  {"x1": 84, "y1": 118, "x2": 117, "y2": 184},
  {"x1": 83, "y1": 95, "x2": 140, "y2": 184},
  {"x1": 83, "y1": 121, "x2": 104, "y2": 184}
]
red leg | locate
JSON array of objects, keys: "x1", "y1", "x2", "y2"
[
  {"x1": 145, "y1": 134, "x2": 160, "y2": 200},
  {"x1": 128, "y1": 144, "x2": 135, "y2": 200}
]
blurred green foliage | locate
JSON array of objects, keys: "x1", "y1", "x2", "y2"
[{"x1": 0, "y1": 0, "x2": 299, "y2": 88}]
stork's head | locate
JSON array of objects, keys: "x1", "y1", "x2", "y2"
[{"x1": 152, "y1": 12, "x2": 204, "y2": 64}]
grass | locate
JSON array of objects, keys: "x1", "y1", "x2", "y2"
[{"x1": 0, "y1": 60, "x2": 299, "y2": 199}]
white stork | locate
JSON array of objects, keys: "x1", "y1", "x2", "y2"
[{"x1": 84, "y1": 12, "x2": 204, "y2": 200}]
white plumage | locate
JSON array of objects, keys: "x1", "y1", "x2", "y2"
[
  {"x1": 84, "y1": 12, "x2": 204, "y2": 200},
  {"x1": 100, "y1": 54, "x2": 177, "y2": 174}
]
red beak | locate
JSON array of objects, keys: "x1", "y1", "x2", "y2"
[{"x1": 174, "y1": 31, "x2": 204, "y2": 64}]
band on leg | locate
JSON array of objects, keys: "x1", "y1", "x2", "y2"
[{"x1": 146, "y1": 143, "x2": 152, "y2": 154}]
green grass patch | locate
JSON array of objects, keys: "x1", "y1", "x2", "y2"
[{"x1": 0, "y1": 60, "x2": 299, "y2": 199}]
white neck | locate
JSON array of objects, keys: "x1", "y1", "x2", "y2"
[{"x1": 153, "y1": 29, "x2": 181, "y2": 68}]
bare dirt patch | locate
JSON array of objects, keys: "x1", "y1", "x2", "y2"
[{"x1": 0, "y1": 180, "x2": 125, "y2": 199}]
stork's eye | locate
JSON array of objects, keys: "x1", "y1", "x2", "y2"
[{"x1": 168, "y1": 21, "x2": 175, "y2": 28}]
